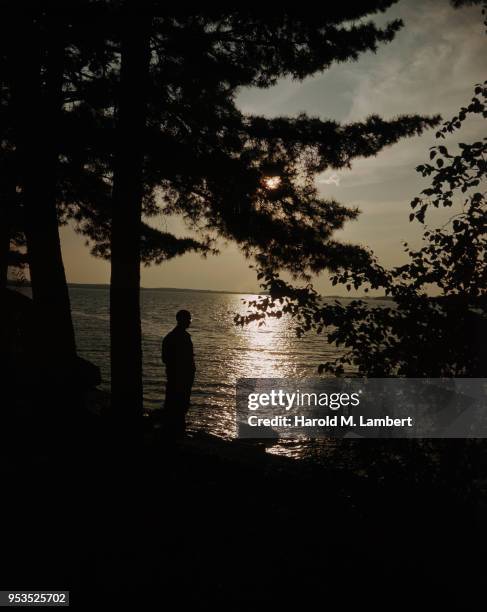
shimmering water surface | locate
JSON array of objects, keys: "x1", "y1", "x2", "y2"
[{"x1": 71, "y1": 286, "x2": 385, "y2": 458}]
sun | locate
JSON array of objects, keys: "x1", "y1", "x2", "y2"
[{"x1": 262, "y1": 176, "x2": 281, "y2": 190}]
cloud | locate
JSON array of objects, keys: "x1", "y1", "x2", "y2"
[
  {"x1": 318, "y1": 173, "x2": 340, "y2": 186},
  {"x1": 344, "y1": 0, "x2": 486, "y2": 122}
]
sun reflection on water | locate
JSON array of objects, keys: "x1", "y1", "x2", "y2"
[{"x1": 233, "y1": 294, "x2": 297, "y2": 379}]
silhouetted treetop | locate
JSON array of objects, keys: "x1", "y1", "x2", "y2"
[{"x1": 236, "y1": 78, "x2": 487, "y2": 376}]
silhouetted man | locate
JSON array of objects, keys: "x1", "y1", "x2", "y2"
[{"x1": 161, "y1": 309, "x2": 196, "y2": 437}]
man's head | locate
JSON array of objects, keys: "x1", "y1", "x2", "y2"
[{"x1": 176, "y1": 309, "x2": 192, "y2": 329}]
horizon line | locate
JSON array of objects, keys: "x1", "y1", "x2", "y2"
[
  {"x1": 8, "y1": 280, "x2": 387, "y2": 299},
  {"x1": 67, "y1": 282, "x2": 260, "y2": 295}
]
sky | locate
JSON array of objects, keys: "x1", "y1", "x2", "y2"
[{"x1": 60, "y1": 0, "x2": 487, "y2": 294}]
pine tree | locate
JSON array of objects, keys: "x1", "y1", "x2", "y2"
[{"x1": 6, "y1": 9, "x2": 77, "y2": 362}]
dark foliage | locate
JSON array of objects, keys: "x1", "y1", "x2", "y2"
[{"x1": 237, "y1": 81, "x2": 487, "y2": 376}]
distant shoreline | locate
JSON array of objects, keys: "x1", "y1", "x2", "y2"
[
  {"x1": 66, "y1": 283, "x2": 258, "y2": 295},
  {"x1": 7, "y1": 282, "x2": 392, "y2": 300}
]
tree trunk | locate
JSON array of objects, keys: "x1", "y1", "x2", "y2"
[
  {"x1": 0, "y1": 187, "x2": 13, "y2": 291},
  {"x1": 9, "y1": 14, "x2": 77, "y2": 362},
  {"x1": 110, "y1": 13, "x2": 150, "y2": 423}
]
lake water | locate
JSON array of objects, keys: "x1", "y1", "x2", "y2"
[{"x1": 71, "y1": 285, "x2": 380, "y2": 458}]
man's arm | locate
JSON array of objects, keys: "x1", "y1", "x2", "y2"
[
  {"x1": 188, "y1": 335, "x2": 196, "y2": 372},
  {"x1": 161, "y1": 335, "x2": 170, "y2": 365}
]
